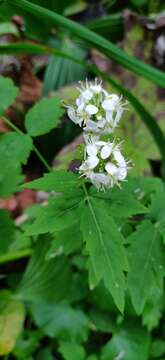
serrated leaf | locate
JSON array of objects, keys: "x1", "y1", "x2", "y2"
[
  {"x1": 16, "y1": 238, "x2": 72, "y2": 303},
  {"x1": 25, "y1": 190, "x2": 83, "y2": 235},
  {"x1": 91, "y1": 186, "x2": 148, "y2": 218},
  {"x1": 47, "y1": 223, "x2": 83, "y2": 258},
  {"x1": 59, "y1": 341, "x2": 86, "y2": 360},
  {"x1": 0, "y1": 292, "x2": 25, "y2": 356},
  {"x1": 101, "y1": 322, "x2": 151, "y2": 360},
  {"x1": 127, "y1": 220, "x2": 165, "y2": 314},
  {"x1": 25, "y1": 170, "x2": 78, "y2": 193},
  {"x1": 0, "y1": 75, "x2": 18, "y2": 115},
  {"x1": 25, "y1": 96, "x2": 64, "y2": 136},
  {"x1": 0, "y1": 132, "x2": 33, "y2": 165},
  {"x1": 81, "y1": 197, "x2": 128, "y2": 312},
  {"x1": 30, "y1": 301, "x2": 89, "y2": 342}
]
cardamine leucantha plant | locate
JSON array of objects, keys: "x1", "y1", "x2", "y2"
[{"x1": 0, "y1": 75, "x2": 165, "y2": 359}]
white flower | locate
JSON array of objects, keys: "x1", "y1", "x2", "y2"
[
  {"x1": 86, "y1": 104, "x2": 98, "y2": 115},
  {"x1": 79, "y1": 140, "x2": 129, "y2": 190},
  {"x1": 67, "y1": 79, "x2": 127, "y2": 134}
]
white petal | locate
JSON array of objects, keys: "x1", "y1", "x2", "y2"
[
  {"x1": 105, "y1": 162, "x2": 118, "y2": 176},
  {"x1": 88, "y1": 156, "x2": 99, "y2": 169},
  {"x1": 109, "y1": 94, "x2": 119, "y2": 102},
  {"x1": 95, "y1": 140, "x2": 106, "y2": 146},
  {"x1": 106, "y1": 111, "x2": 113, "y2": 123},
  {"x1": 79, "y1": 161, "x2": 89, "y2": 171},
  {"x1": 114, "y1": 108, "x2": 123, "y2": 126},
  {"x1": 86, "y1": 144, "x2": 98, "y2": 157},
  {"x1": 90, "y1": 84, "x2": 102, "y2": 93},
  {"x1": 117, "y1": 166, "x2": 127, "y2": 180},
  {"x1": 102, "y1": 99, "x2": 116, "y2": 111},
  {"x1": 97, "y1": 119, "x2": 106, "y2": 128},
  {"x1": 100, "y1": 144, "x2": 112, "y2": 159},
  {"x1": 113, "y1": 149, "x2": 126, "y2": 165},
  {"x1": 76, "y1": 96, "x2": 83, "y2": 107},
  {"x1": 82, "y1": 89, "x2": 93, "y2": 100},
  {"x1": 67, "y1": 108, "x2": 78, "y2": 124},
  {"x1": 84, "y1": 120, "x2": 99, "y2": 132},
  {"x1": 86, "y1": 104, "x2": 98, "y2": 115}
]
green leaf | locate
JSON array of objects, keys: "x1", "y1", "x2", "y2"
[
  {"x1": 16, "y1": 238, "x2": 72, "y2": 303},
  {"x1": 91, "y1": 187, "x2": 148, "y2": 218},
  {"x1": 13, "y1": 330, "x2": 42, "y2": 359},
  {"x1": 0, "y1": 210, "x2": 15, "y2": 254},
  {"x1": 43, "y1": 39, "x2": 86, "y2": 95},
  {"x1": 30, "y1": 301, "x2": 89, "y2": 342},
  {"x1": 25, "y1": 96, "x2": 64, "y2": 136},
  {"x1": 142, "y1": 290, "x2": 164, "y2": 331},
  {"x1": 25, "y1": 190, "x2": 83, "y2": 235},
  {"x1": 89, "y1": 308, "x2": 116, "y2": 333},
  {"x1": 5, "y1": 0, "x2": 165, "y2": 88},
  {"x1": 0, "y1": 75, "x2": 18, "y2": 115},
  {"x1": 0, "y1": 131, "x2": 32, "y2": 197},
  {"x1": 127, "y1": 220, "x2": 165, "y2": 314},
  {"x1": 0, "y1": 155, "x2": 23, "y2": 197},
  {"x1": 81, "y1": 197, "x2": 128, "y2": 312},
  {"x1": 25, "y1": 170, "x2": 79, "y2": 193},
  {"x1": 151, "y1": 340, "x2": 165, "y2": 358},
  {"x1": 0, "y1": 291, "x2": 25, "y2": 356},
  {"x1": 101, "y1": 322, "x2": 151, "y2": 360},
  {"x1": 47, "y1": 223, "x2": 83, "y2": 258},
  {"x1": 149, "y1": 190, "x2": 165, "y2": 222},
  {"x1": 36, "y1": 347, "x2": 54, "y2": 360},
  {"x1": 87, "y1": 14, "x2": 123, "y2": 42},
  {"x1": 0, "y1": 132, "x2": 33, "y2": 165},
  {"x1": 59, "y1": 341, "x2": 86, "y2": 360}
]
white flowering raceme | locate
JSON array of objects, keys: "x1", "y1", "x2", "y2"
[
  {"x1": 79, "y1": 140, "x2": 129, "y2": 190},
  {"x1": 67, "y1": 79, "x2": 127, "y2": 135}
]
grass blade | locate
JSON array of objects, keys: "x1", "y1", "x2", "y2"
[{"x1": 5, "y1": 0, "x2": 165, "y2": 88}]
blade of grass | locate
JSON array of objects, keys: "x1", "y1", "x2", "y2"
[
  {"x1": 0, "y1": 42, "x2": 165, "y2": 173},
  {"x1": 5, "y1": 0, "x2": 165, "y2": 88}
]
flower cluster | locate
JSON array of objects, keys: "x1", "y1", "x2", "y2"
[
  {"x1": 67, "y1": 79, "x2": 130, "y2": 190},
  {"x1": 67, "y1": 79, "x2": 126, "y2": 135}
]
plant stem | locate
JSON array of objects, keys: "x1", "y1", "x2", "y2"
[
  {"x1": 33, "y1": 144, "x2": 52, "y2": 172},
  {"x1": 0, "y1": 248, "x2": 32, "y2": 264},
  {"x1": 2, "y1": 116, "x2": 51, "y2": 172}
]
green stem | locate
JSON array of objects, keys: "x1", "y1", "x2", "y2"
[
  {"x1": 0, "y1": 248, "x2": 32, "y2": 264},
  {"x1": 33, "y1": 144, "x2": 52, "y2": 172},
  {"x1": 2, "y1": 116, "x2": 51, "y2": 172}
]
